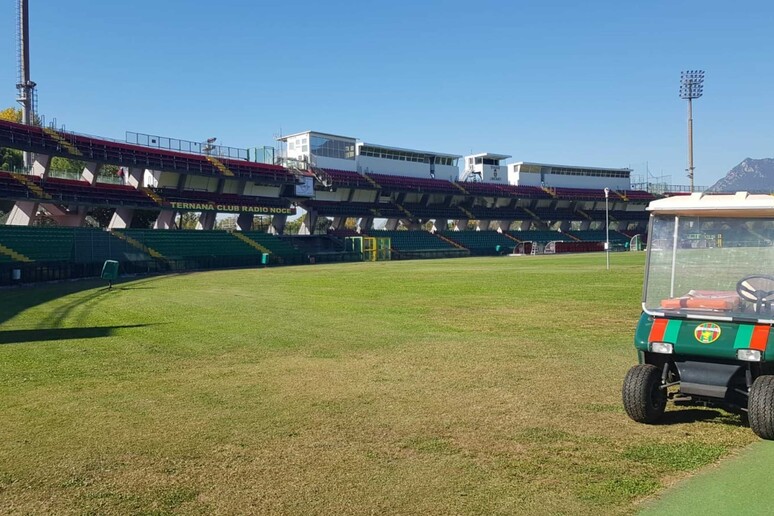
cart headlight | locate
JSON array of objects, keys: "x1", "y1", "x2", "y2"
[
  {"x1": 737, "y1": 349, "x2": 762, "y2": 362},
  {"x1": 649, "y1": 342, "x2": 673, "y2": 354}
]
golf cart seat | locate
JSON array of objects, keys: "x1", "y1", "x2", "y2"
[{"x1": 660, "y1": 290, "x2": 741, "y2": 311}]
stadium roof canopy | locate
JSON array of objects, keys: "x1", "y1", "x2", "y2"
[
  {"x1": 359, "y1": 142, "x2": 461, "y2": 159},
  {"x1": 647, "y1": 192, "x2": 774, "y2": 217},
  {"x1": 467, "y1": 152, "x2": 511, "y2": 161},
  {"x1": 276, "y1": 131, "x2": 357, "y2": 142},
  {"x1": 513, "y1": 161, "x2": 631, "y2": 173}
]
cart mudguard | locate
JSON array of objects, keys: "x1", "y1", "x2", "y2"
[{"x1": 674, "y1": 360, "x2": 742, "y2": 398}]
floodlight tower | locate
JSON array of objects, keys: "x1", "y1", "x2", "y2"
[
  {"x1": 679, "y1": 70, "x2": 704, "y2": 192},
  {"x1": 604, "y1": 187, "x2": 610, "y2": 270},
  {"x1": 16, "y1": 0, "x2": 37, "y2": 168}
]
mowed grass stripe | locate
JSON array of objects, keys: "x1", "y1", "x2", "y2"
[{"x1": 0, "y1": 254, "x2": 757, "y2": 515}]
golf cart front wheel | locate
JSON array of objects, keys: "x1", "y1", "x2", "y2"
[
  {"x1": 748, "y1": 375, "x2": 774, "y2": 440},
  {"x1": 622, "y1": 364, "x2": 667, "y2": 424}
]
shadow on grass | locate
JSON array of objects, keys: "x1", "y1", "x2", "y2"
[
  {"x1": 0, "y1": 323, "x2": 163, "y2": 345},
  {"x1": 660, "y1": 408, "x2": 747, "y2": 428},
  {"x1": 0, "y1": 276, "x2": 164, "y2": 326}
]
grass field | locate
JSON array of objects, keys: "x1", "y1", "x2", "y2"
[{"x1": 0, "y1": 253, "x2": 758, "y2": 514}]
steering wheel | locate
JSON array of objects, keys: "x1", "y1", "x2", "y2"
[{"x1": 736, "y1": 275, "x2": 774, "y2": 314}]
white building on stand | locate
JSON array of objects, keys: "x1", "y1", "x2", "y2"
[
  {"x1": 460, "y1": 153, "x2": 511, "y2": 183},
  {"x1": 277, "y1": 131, "x2": 461, "y2": 181},
  {"x1": 508, "y1": 162, "x2": 631, "y2": 190}
]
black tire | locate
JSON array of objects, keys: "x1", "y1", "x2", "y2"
[
  {"x1": 622, "y1": 364, "x2": 667, "y2": 423},
  {"x1": 748, "y1": 375, "x2": 774, "y2": 440}
]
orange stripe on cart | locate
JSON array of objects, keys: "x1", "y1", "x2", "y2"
[
  {"x1": 649, "y1": 318, "x2": 668, "y2": 342},
  {"x1": 750, "y1": 325, "x2": 770, "y2": 351}
]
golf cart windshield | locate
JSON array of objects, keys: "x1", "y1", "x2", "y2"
[{"x1": 643, "y1": 214, "x2": 774, "y2": 322}]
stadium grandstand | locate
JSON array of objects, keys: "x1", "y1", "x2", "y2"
[{"x1": 0, "y1": 118, "x2": 654, "y2": 284}]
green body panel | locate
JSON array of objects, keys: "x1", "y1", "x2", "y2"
[
  {"x1": 634, "y1": 313, "x2": 773, "y2": 361},
  {"x1": 634, "y1": 313, "x2": 654, "y2": 353}
]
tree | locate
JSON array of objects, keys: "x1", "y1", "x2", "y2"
[
  {"x1": 344, "y1": 217, "x2": 358, "y2": 231},
  {"x1": 180, "y1": 212, "x2": 199, "y2": 229},
  {"x1": 130, "y1": 210, "x2": 160, "y2": 229},
  {"x1": 1, "y1": 147, "x2": 22, "y2": 171},
  {"x1": 0, "y1": 107, "x2": 22, "y2": 123},
  {"x1": 50, "y1": 156, "x2": 86, "y2": 176},
  {"x1": 0, "y1": 108, "x2": 24, "y2": 172},
  {"x1": 252, "y1": 215, "x2": 272, "y2": 232},
  {"x1": 0, "y1": 106, "x2": 42, "y2": 126},
  {"x1": 314, "y1": 216, "x2": 332, "y2": 234},
  {"x1": 1, "y1": 107, "x2": 120, "y2": 180},
  {"x1": 87, "y1": 208, "x2": 114, "y2": 228},
  {"x1": 217, "y1": 216, "x2": 238, "y2": 231}
]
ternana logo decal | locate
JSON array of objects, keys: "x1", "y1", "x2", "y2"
[{"x1": 694, "y1": 323, "x2": 721, "y2": 344}]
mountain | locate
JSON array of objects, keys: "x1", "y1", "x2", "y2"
[{"x1": 708, "y1": 158, "x2": 774, "y2": 193}]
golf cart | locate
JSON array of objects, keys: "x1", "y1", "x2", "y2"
[{"x1": 623, "y1": 192, "x2": 774, "y2": 439}]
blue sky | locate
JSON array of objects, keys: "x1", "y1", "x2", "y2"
[{"x1": 1, "y1": 0, "x2": 772, "y2": 187}]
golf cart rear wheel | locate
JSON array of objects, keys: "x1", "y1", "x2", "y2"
[
  {"x1": 623, "y1": 364, "x2": 667, "y2": 424},
  {"x1": 748, "y1": 375, "x2": 774, "y2": 440}
]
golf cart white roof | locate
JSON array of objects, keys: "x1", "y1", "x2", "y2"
[{"x1": 648, "y1": 192, "x2": 774, "y2": 217}]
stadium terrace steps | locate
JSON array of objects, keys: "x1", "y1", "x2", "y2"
[
  {"x1": 72, "y1": 229, "x2": 153, "y2": 263},
  {"x1": 363, "y1": 174, "x2": 382, "y2": 189},
  {"x1": 452, "y1": 182, "x2": 469, "y2": 194},
  {"x1": 205, "y1": 156, "x2": 235, "y2": 177},
  {"x1": 438, "y1": 230, "x2": 515, "y2": 255},
  {"x1": 0, "y1": 242, "x2": 31, "y2": 262},
  {"x1": 231, "y1": 231, "x2": 273, "y2": 256},
  {"x1": 121, "y1": 229, "x2": 258, "y2": 260},
  {"x1": 111, "y1": 230, "x2": 166, "y2": 260},
  {"x1": 0, "y1": 171, "x2": 30, "y2": 197},
  {"x1": 520, "y1": 206, "x2": 539, "y2": 220},
  {"x1": 321, "y1": 169, "x2": 377, "y2": 189},
  {"x1": 0, "y1": 227, "x2": 75, "y2": 261},
  {"x1": 564, "y1": 232, "x2": 582, "y2": 242},
  {"x1": 142, "y1": 187, "x2": 165, "y2": 206},
  {"x1": 394, "y1": 203, "x2": 414, "y2": 218},
  {"x1": 458, "y1": 206, "x2": 475, "y2": 219},
  {"x1": 0, "y1": 119, "x2": 295, "y2": 185},
  {"x1": 433, "y1": 233, "x2": 466, "y2": 250},
  {"x1": 11, "y1": 173, "x2": 52, "y2": 200},
  {"x1": 0, "y1": 226, "x2": 161, "y2": 264},
  {"x1": 0, "y1": 226, "x2": 326, "y2": 267},
  {"x1": 366, "y1": 174, "x2": 461, "y2": 194},
  {"x1": 552, "y1": 188, "x2": 607, "y2": 200},
  {"x1": 42, "y1": 127, "x2": 83, "y2": 157},
  {"x1": 0, "y1": 173, "x2": 160, "y2": 209},
  {"x1": 541, "y1": 185, "x2": 557, "y2": 198},
  {"x1": 613, "y1": 190, "x2": 628, "y2": 201},
  {"x1": 575, "y1": 208, "x2": 594, "y2": 220},
  {"x1": 366, "y1": 230, "x2": 459, "y2": 251},
  {"x1": 241, "y1": 231, "x2": 307, "y2": 264},
  {"x1": 281, "y1": 235, "x2": 352, "y2": 263}
]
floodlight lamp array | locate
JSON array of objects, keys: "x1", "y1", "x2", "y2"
[{"x1": 679, "y1": 70, "x2": 705, "y2": 99}]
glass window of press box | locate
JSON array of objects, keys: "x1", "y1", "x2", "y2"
[{"x1": 311, "y1": 136, "x2": 356, "y2": 160}]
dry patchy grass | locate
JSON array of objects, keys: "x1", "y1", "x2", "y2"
[{"x1": 0, "y1": 254, "x2": 756, "y2": 514}]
